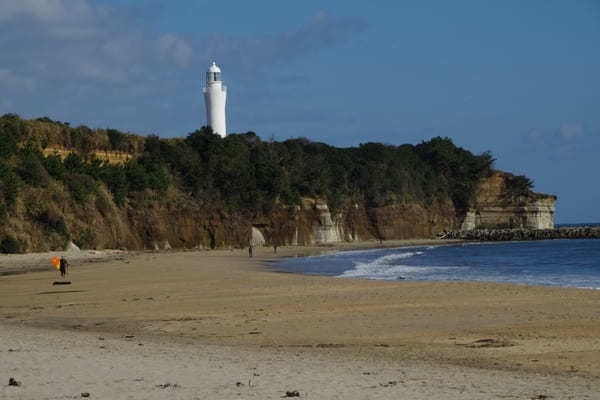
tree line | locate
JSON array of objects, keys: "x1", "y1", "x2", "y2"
[{"x1": 0, "y1": 113, "x2": 507, "y2": 234}]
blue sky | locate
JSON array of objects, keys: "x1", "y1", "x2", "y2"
[{"x1": 0, "y1": 0, "x2": 598, "y2": 223}]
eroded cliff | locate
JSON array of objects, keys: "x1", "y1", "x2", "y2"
[
  {"x1": 0, "y1": 114, "x2": 556, "y2": 251},
  {"x1": 460, "y1": 171, "x2": 555, "y2": 231},
  {"x1": 4, "y1": 171, "x2": 554, "y2": 251}
]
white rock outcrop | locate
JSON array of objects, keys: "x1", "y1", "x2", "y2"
[
  {"x1": 250, "y1": 227, "x2": 265, "y2": 247},
  {"x1": 523, "y1": 200, "x2": 555, "y2": 229},
  {"x1": 311, "y1": 203, "x2": 343, "y2": 244},
  {"x1": 65, "y1": 241, "x2": 80, "y2": 253},
  {"x1": 460, "y1": 199, "x2": 555, "y2": 231}
]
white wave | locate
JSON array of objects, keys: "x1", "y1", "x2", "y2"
[
  {"x1": 337, "y1": 250, "x2": 459, "y2": 280},
  {"x1": 329, "y1": 246, "x2": 429, "y2": 258},
  {"x1": 317, "y1": 243, "x2": 448, "y2": 260},
  {"x1": 329, "y1": 248, "x2": 384, "y2": 257},
  {"x1": 367, "y1": 251, "x2": 423, "y2": 263},
  {"x1": 302, "y1": 247, "x2": 392, "y2": 260}
]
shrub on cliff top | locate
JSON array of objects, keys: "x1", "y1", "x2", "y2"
[
  {"x1": 415, "y1": 137, "x2": 494, "y2": 211},
  {"x1": 107, "y1": 128, "x2": 125, "y2": 150},
  {"x1": 0, "y1": 235, "x2": 19, "y2": 253},
  {"x1": 504, "y1": 174, "x2": 533, "y2": 197},
  {"x1": 0, "y1": 114, "x2": 26, "y2": 145}
]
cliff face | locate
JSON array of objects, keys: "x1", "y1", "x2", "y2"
[
  {"x1": 4, "y1": 171, "x2": 554, "y2": 252},
  {"x1": 0, "y1": 115, "x2": 556, "y2": 251},
  {"x1": 258, "y1": 171, "x2": 555, "y2": 246},
  {"x1": 244, "y1": 197, "x2": 458, "y2": 247},
  {"x1": 460, "y1": 172, "x2": 556, "y2": 231}
]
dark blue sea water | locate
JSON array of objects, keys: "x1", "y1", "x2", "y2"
[{"x1": 275, "y1": 239, "x2": 600, "y2": 289}]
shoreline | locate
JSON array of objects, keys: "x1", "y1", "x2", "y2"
[
  {"x1": 3, "y1": 235, "x2": 598, "y2": 277},
  {"x1": 2, "y1": 241, "x2": 600, "y2": 398},
  {"x1": 265, "y1": 239, "x2": 600, "y2": 292},
  {"x1": 0, "y1": 238, "x2": 464, "y2": 277}
]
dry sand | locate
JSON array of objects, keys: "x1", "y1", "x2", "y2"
[{"x1": 1, "y1": 242, "x2": 600, "y2": 399}]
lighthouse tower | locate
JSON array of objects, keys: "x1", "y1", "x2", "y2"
[{"x1": 203, "y1": 61, "x2": 227, "y2": 137}]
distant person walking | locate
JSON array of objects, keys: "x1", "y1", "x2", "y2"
[
  {"x1": 273, "y1": 242, "x2": 278, "y2": 254},
  {"x1": 248, "y1": 245, "x2": 253, "y2": 258},
  {"x1": 59, "y1": 257, "x2": 68, "y2": 277}
]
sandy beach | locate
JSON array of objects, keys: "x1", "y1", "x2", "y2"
[{"x1": 2, "y1": 242, "x2": 600, "y2": 398}]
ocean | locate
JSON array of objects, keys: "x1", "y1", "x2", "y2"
[{"x1": 275, "y1": 239, "x2": 600, "y2": 289}]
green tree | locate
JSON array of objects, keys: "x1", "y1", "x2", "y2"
[
  {"x1": 0, "y1": 168, "x2": 19, "y2": 205},
  {"x1": 100, "y1": 165, "x2": 127, "y2": 205},
  {"x1": 64, "y1": 153, "x2": 84, "y2": 172},
  {"x1": 107, "y1": 128, "x2": 125, "y2": 150},
  {"x1": 18, "y1": 147, "x2": 47, "y2": 187},
  {"x1": 124, "y1": 160, "x2": 148, "y2": 192},
  {"x1": 42, "y1": 155, "x2": 65, "y2": 180},
  {"x1": 504, "y1": 174, "x2": 533, "y2": 197},
  {"x1": 68, "y1": 173, "x2": 97, "y2": 203}
]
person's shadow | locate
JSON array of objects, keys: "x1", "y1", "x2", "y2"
[{"x1": 37, "y1": 290, "x2": 85, "y2": 295}]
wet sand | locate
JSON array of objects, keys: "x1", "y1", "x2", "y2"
[{"x1": 1, "y1": 242, "x2": 600, "y2": 398}]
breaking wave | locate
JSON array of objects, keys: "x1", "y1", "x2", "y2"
[
  {"x1": 275, "y1": 240, "x2": 600, "y2": 289},
  {"x1": 338, "y1": 250, "x2": 460, "y2": 280}
]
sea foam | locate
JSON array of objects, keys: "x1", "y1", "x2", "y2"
[
  {"x1": 276, "y1": 239, "x2": 600, "y2": 289},
  {"x1": 338, "y1": 251, "x2": 459, "y2": 280}
]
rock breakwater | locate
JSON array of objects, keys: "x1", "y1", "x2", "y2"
[{"x1": 443, "y1": 227, "x2": 600, "y2": 241}]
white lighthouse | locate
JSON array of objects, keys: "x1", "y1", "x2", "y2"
[{"x1": 203, "y1": 61, "x2": 227, "y2": 137}]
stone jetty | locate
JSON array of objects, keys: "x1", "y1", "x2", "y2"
[{"x1": 442, "y1": 226, "x2": 600, "y2": 241}]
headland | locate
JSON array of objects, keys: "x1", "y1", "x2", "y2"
[{"x1": 0, "y1": 114, "x2": 556, "y2": 254}]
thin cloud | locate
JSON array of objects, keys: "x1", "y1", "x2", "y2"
[
  {"x1": 0, "y1": 2, "x2": 367, "y2": 135},
  {"x1": 157, "y1": 34, "x2": 194, "y2": 68},
  {"x1": 0, "y1": 68, "x2": 36, "y2": 91},
  {"x1": 559, "y1": 123, "x2": 584, "y2": 139},
  {"x1": 0, "y1": 0, "x2": 75, "y2": 22},
  {"x1": 202, "y1": 11, "x2": 368, "y2": 78},
  {"x1": 524, "y1": 123, "x2": 594, "y2": 159},
  {"x1": 0, "y1": 3, "x2": 366, "y2": 89},
  {"x1": 0, "y1": 0, "x2": 194, "y2": 89}
]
